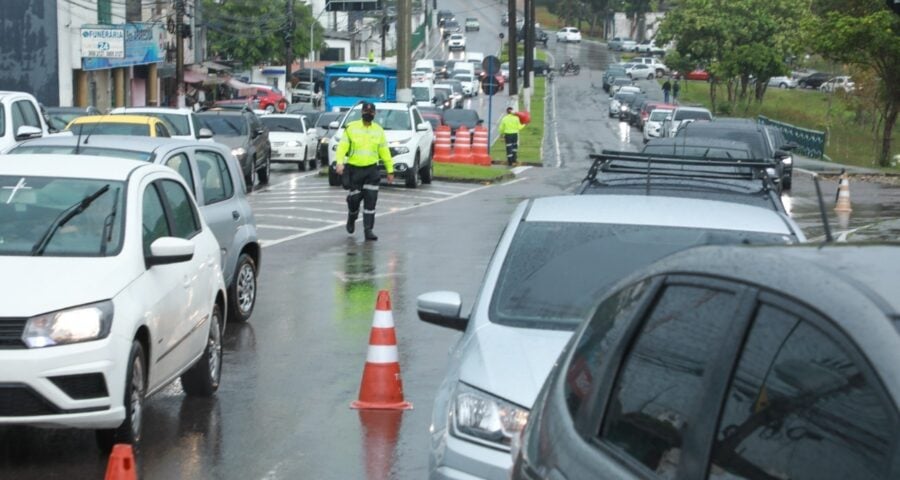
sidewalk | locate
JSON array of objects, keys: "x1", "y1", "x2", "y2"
[{"x1": 794, "y1": 156, "x2": 882, "y2": 175}]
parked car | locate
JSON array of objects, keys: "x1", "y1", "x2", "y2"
[
  {"x1": 290, "y1": 81, "x2": 322, "y2": 108},
  {"x1": 261, "y1": 114, "x2": 319, "y2": 171},
  {"x1": 556, "y1": 27, "x2": 582, "y2": 43},
  {"x1": 676, "y1": 68, "x2": 711, "y2": 81},
  {"x1": 798, "y1": 71, "x2": 832, "y2": 89},
  {"x1": 313, "y1": 112, "x2": 344, "y2": 166},
  {"x1": 418, "y1": 190, "x2": 803, "y2": 479},
  {"x1": 515, "y1": 243, "x2": 899, "y2": 480},
  {"x1": 465, "y1": 17, "x2": 480, "y2": 31},
  {"x1": 626, "y1": 63, "x2": 656, "y2": 80},
  {"x1": 608, "y1": 37, "x2": 633, "y2": 51},
  {"x1": 620, "y1": 40, "x2": 638, "y2": 52},
  {"x1": 632, "y1": 56, "x2": 669, "y2": 76},
  {"x1": 663, "y1": 106, "x2": 713, "y2": 137},
  {"x1": 642, "y1": 106, "x2": 674, "y2": 142},
  {"x1": 10, "y1": 135, "x2": 262, "y2": 322},
  {"x1": 448, "y1": 33, "x2": 467, "y2": 51},
  {"x1": 328, "y1": 102, "x2": 434, "y2": 188},
  {"x1": 198, "y1": 109, "x2": 271, "y2": 187},
  {"x1": 67, "y1": 115, "x2": 172, "y2": 138},
  {"x1": 603, "y1": 64, "x2": 628, "y2": 92},
  {"x1": 637, "y1": 101, "x2": 671, "y2": 129},
  {"x1": 109, "y1": 107, "x2": 213, "y2": 140},
  {"x1": 0, "y1": 91, "x2": 51, "y2": 153},
  {"x1": 215, "y1": 85, "x2": 288, "y2": 113},
  {"x1": 820, "y1": 75, "x2": 855, "y2": 93},
  {"x1": 636, "y1": 40, "x2": 666, "y2": 55},
  {"x1": 44, "y1": 106, "x2": 101, "y2": 133},
  {"x1": 0, "y1": 154, "x2": 227, "y2": 450},
  {"x1": 609, "y1": 77, "x2": 635, "y2": 94},
  {"x1": 767, "y1": 75, "x2": 798, "y2": 89}
]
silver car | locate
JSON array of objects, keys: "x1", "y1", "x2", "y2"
[
  {"x1": 416, "y1": 194, "x2": 804, "y2": 479},
  {"x1": 10, "y1": 136, "x2": 261, "y2": 322}
]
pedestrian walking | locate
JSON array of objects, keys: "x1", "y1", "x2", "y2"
[
  {"x1": 498, "y1": 107, "x2": 526, "y2": 166},
  {"x1": 335, "y1": 102, "x2": 394, "y2": 241},
  {"x1": 672, "y1": 80, "x2": 681, "y2": 104},
  {"x1": 662, "y1": 79, "x2": 672, "y2": 104}
]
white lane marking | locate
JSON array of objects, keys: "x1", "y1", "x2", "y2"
[
  {"x1": 254, "y1": 213, "x2": 337, "y2": 223},
  {"x1": 254, "y1": 206, "x2": 347, "y2": 215},
  {"x1": 511, "y1": 166, "x2": 532, "y2": 175},
  {"x1": 256, "y1": 224, "x2": 312, "y2": 232},
  {"x1": 544, "y1": 50, "x2": 561, "y2": 168},
  {"x1": 795, "y1": 168, "x2": 817, "y2": 176},
  {"x1": 262, "y1": 183, "x2": 493, "y2": 248},
  {"x1": 257, "y1": 171, "x2": 322, "y2": 190}
]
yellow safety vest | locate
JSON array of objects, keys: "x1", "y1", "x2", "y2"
[
  {"x1": 335, "y1": 119, "x2": 394, "y2": 173},
  {"x1": 498, "y1": 113, "x2": 525, "y2": 135}
]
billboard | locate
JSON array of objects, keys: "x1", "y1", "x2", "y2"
[
  {"x1": 81, "y1": 27, "x2": 125, "y2": 58},
  {"x1": 82, "y1": 23, "x2": 166, "y2": 71}
]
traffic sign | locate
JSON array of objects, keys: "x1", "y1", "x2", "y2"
[
  {"x1": 481, "y1": 75, "x2": 501, "y2": 96},
  {"x1": 482, "y1": 55, "x2": 501, "y2": 74}
]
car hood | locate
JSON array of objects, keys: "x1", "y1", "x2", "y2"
[
  {"x1": 268, "y1": 131, "x2": 303, "y2": 142},
  {"x1": 211, "y1": 135, "x2": 247, "y2": 149},
  {"x1": 458, "y1": 324, "x2": 573, "y2": 408},
  {"x1": 0, "y1": 257, "x2": 131, "y2": 317}
]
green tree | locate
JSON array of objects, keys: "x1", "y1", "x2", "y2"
[
  {"x1": 203, "y1": 0, "x2": 324, "y2": 68},
  {"x1": 804, "y1": 0, "x2": 900, "y2": 167}
]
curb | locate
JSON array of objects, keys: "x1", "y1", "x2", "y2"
[{"x1": 433, "y1": 172, "x2": 516, "y2": 184}]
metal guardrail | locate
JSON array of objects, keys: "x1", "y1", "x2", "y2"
[{"x1": 757, "y1": 115, "x2": 827, "y2": 159}]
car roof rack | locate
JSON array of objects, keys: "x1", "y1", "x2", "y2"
[{"x1": 584, "y1": 150, "x2": 780, "y2": 187}]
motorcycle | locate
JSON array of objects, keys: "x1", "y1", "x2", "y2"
[{"x1": 559, "y1": 63, "x2": 581, "y2": 76}]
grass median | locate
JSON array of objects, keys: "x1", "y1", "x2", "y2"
[
  {"x1": 434, "y1": 163, "x2": 514, "y2": 183},
  {"x1": 490, "y1": 76, "x2": 546, "y2": 166},
  {"x1": 672, "y1": 80, "x2": 899, "y2": 169}
]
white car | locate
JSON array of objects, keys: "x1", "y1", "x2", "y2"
[
  {"x1": 636, "y1": 40, "x2": 666, "y2": 55},
  {"x1": 632, "y1": 56, "x2": 669, "y2": 76},
  {"x1": 626, "y1": 63, "x2": 656, "y2": 79},
  {"x1": 260, "y1": 114, "x2": 319, "y2": 171},
  {"x1": 109, "y1": 107, "x2": 213, "y2": 141},
  {"x1": 0, "y1": 154, "x2": 226, "y2": 450},
  {"x1": 767, "y1": 75, "x2": 798, "y2": 89},
  {"x1": 412, "y1": 82, "x2": 436, "y2": 107},
  {"x1": 664, "y1": 106, "x2": 714, "y2": 137},
  {"x1": 0, "y1": 91, "x2": 50, "y2": 153},
  {"x1": 453, "y1": 72, "x2": 479, "y2": 97},
  {"x1": 643, "y1": 107, "x2": 674, "y2": 143},
  {"x1": 621, "y1": 39, "x2": 638, "y2": 51},
  {"x1": 820, "y1": 76, "x2": 855, "y2": 93},
  {"x1": 556, "y1": 26, "x2": 582, "y2": 43},
  {"x1": 412, "y1": 67, "x2": 435, "y2": 83},
  {"x1": 328, "y1": 102, "x2": 435, "y2": 188},
  {"x1": 448, "y1": 33, "x2": 466, "y2": 51}
]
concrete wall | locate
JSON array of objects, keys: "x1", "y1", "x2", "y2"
[
  {"x1": 609, "y1": 12, "x2": 666, "y2": 41},
  {"x1": 0, "y1": 0, "x2": 60, "y2": 105}
]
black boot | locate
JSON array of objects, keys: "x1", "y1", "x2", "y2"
[
  {"x1": 346, "y1": 213, "x2": 357, "y2": 234},
  {"x1": 364, "y1": 230, "x2": 378, "y2": 241}
]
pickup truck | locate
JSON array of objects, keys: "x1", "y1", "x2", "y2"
[
  {"x1": 0, "y1": 91, "x2": 51, "y2": 152},
  {"x1": 632, "y1": 57, "x2": 669, "y2": 76}
]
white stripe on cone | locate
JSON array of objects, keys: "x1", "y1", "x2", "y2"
[
  {"x1": 367, "y1": 345, "x2": 400, "y2": 363},
  {"x1": 372, "y1": 310, "x2": 394, "y2": 328}
]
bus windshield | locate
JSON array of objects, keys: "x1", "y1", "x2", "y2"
[{"x1": 329, "y1": 76, "x2": 386, "y2": 99}]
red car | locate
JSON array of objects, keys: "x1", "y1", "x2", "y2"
[
  {"x1": 674, "y1": 69, "x2": 711, "y2": 81},
  {"x1": 638, "y1": 102, "x2": 674, "y2": 128},
  {"x1": 215, "y1": 85, "x2": 288, "y2": 113}
]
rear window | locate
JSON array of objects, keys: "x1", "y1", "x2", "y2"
[
  {"x1": 69, "y1": 122, "x2": 150, "y2": 136},
  {"x1": 261, "y1": 116, "x2": 303, "y2": 132},
  {"x1": 131, "y1": 113, "x2": 190, "y2": 136},
  {"x1": 9, "y1": 145, "x2": 152, "y2": 161},
  {"x1": 649, "y1": 110, "x2": 672, "y2": 121},
  {"x1": 642, "y1": 144, "x2": 752, "y2": 159},
  {"x1": 199, "y1": 115, "x2": 248, "y2": 136},
  {"x1": 673, "y1": 109, "x2": 712, "y2": 121},
  {"x1": 489, "y1": 222, "x2": 792, "y2": 330}
]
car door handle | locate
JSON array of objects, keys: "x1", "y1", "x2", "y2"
[{"x1": 232, "y1": 210, "x2": 241, "y2": 221}]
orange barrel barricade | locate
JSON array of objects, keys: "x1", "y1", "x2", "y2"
[
  {"x1": 433, "y1": 125, "x2": 453, "y2": 163},
  {"x1": 471, "y1": 125, "x2": 491, "y2": 166},
  {"x1": 453, "y1": 125, "x2": 473, "y2": 164}
]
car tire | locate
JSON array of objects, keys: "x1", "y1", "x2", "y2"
[
  {"x1": 228, "y1": 253, "x2": 257, "y2": 322},
  {"x1": 328, "y1": 165, "x2": 341, "y2": 186},
  {"x1": 265, "y1": 104, "x2": 276, "y2": 114},
  {"x1": 257, "y1": 155, "x2": 271, "y2": 184},
  {"x1": 244, "y1": 165, "x2": 255, "y2": 191},
  {"x1": 180, "y1": 303, "x2": 223, "y2": 397},
  {"x1": 405, "y1": 157, "x2": 420, "y2": 189},
  {"x1": 782, "y1": 176, "x2": 792, "y2": 190},
  {"x1": 656, "y1": 69, "x2": 665, "y2": 77},
  {"x1": 96, "y1": 340, "x2": 145, "y2": 452},
  {"x1": 421, "y1": 152, "x2": 434, "y2": 184},
  {"x1": 779, "y1": 82, "x2": 788, "y2": 89},
  {"x1": 647, "y1": 73, "x2": 654, "y2": 80}
]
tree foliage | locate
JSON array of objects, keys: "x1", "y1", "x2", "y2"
[
  {"x1": 203, "y1": 0, "x2": 324, "y2": 67},
  {"x1": 655, "y1": 0, "x2": 809, "y2": 109},
  {"x1": 804, "y1": 0, "x2": 900, "y2": 166}
]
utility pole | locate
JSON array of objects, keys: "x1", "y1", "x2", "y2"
[
  {"x1": 380, "y1": 14, "x2": 387, "y2": 61},
  {"x1": 284, "y1": 0, "x2": 295, "y2": 94},
  {"x1": 397, "y1": 0, "x2": 411, "y2": 101},
  {"x1": 507, "y1": 0, "x2": 518, "y2": 101},
  {"x1": 523, "y1": 0, "x2": 532, "y2": 89},
  {"x1": 176, "y1": 0, "x2": 185, "y2": 108}
]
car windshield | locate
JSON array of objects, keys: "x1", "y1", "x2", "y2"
[
  {"x1": 434, "y1": 86, "x2": 452, "y2": 97},
  {"x1": 649, "y1": 110, "x2": 672, "y2": 121},
  {"x1": 453, "y1": 74, "x2": 471, "y2": 83},
  {"x1": 47, "y1": 112, "x2": 86, "y2": 132},
  {"x1": 673, "y1": 110, "x2": 712, "y2": 121},
  {"x1": 261, "y1": 116, "x2": 303, "y2": 132},
  {"x1": 131, "y1": 113, "x2": 190, "y2": 136},
  {"x1": 642, "y1": 144, "x2": 752, "y2": 159},
  {"x1": 490, "y1": 222, "x2": 791, "y2": 329},
  {"x1": 442, "y1": 110, "x2": 478, "y2": 125},
  {"x1": 329, "y1": 76, "x2": 386, "y2": 98},
  {"x1": 9, "y1": 145, "x2": 152, "y2": 161},
  {"x1": 343, "y1": 109, "x2": 411, "y2": 131},
  {"x1": 412, "y1": 86, "x2": 432, "y2": 102},
  {"x1": 614, "y1": 93, "x2": 635, "y2": 102},
  {"x1": 199, "y1": 115, "x2": 247, "y2": 136},
  {"x1": 0, "y1": 175, "x2": 125, "y2": 256},
  {"x1": 316, "y1": 113, "x2": 342, "y2": 129},
  {"x1": 68, "y1": 122, "x2": 151, "y2": 136},
  {"x1": 450, "y1": 34, "x2": 464, "y2": 40}
]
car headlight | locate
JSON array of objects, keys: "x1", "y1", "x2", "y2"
[
  {"x1": 621, "y1": 105, "x2": 629, "y2": 111},
  {"x1": 390, "y1": 146, "x2": 410, "y2": 155},
  {"x1": 454, "y1": 383, "x2": 529, "y2": 448},
  {"x1": 231, "y1": 147, "x2": 246, "y2": 158},
  {"x1": 782, "y1": 156, "x2": 793, "y2": 165},
  {"x1": 22, "y1": 301, "x2": 113, "y2": 348},
  {"x1": 320, "y1": 137, "x2": 330, "y2": 145},
  {"x1": 286, "y1": 140, "x2": 301, "y2": 148}
]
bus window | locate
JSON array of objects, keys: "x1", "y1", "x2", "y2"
[{"x1": 329, "y1": 77, "x2": 386, "y2": 98}]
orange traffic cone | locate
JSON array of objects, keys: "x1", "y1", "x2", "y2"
[
  {"x1": 835, "y1": 172, "x2": 852, "y2": 212},
  {"x1": 453, "y1": 126, "x2": 473, "y2": 164},
  {"x1": 104, "y1": 444, "x2": 138, "y2": 480},
  {"x1": 433, "y1": 125, "x2": 453, "y2": 163},
  {"x1": 471, "y1": 125, "x2": 491, "y2": 166},
  {"x1": 351, "y1": 290, "x2": 413, "y2": 410}
]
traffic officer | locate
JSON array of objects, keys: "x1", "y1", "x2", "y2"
[
  {"x1": 498, "y1": 107, "x2": 526, "y2": 166},
  {"x1": 335, "y1": 102, "x2": 394, "y2": 241}
]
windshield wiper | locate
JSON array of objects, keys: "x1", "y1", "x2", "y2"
[
  {"x1": 31, "y1": 184, "x2": 111, "y2": 256},
  {"x1": 99, "y1": 187, "x2": 120, "y2": 255}
]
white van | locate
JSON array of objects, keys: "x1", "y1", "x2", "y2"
[
  {"x1": 415, "y1": 59, "x2": 436, "y2": 71},
  {"x1": 412, "y1": 82, "x2": 435, "y2": 107}
]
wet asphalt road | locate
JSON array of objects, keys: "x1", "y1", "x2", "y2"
[{"x1": 4, "y1": 9, "x2": 900, "y2": 480}]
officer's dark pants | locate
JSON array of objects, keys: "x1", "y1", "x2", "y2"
[
  {"x1": 505, "y1": 133, "x2": 518, "y2": 165},
  {"x1": 346, "y1": 165, "x2": 380, "y2": 231}
]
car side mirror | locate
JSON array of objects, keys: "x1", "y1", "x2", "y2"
[
  {"x1": 417, "y1": 291, "x2": 468, "y2": 331},
  {"x1": 328, "y1": 121, "x2": 339, "y2": 129},
  {"x1": 416, "y1": 122, "x2": 430, "y2": 132},
  {"x1": 775, "y1": 149, "x2": 790, "y2": 159},
  {"x1": 198, "y1": 127, "x2": 214, "y2": 139},
  {"x1": 146, "y1": 237, "x2": 194, "y2": 267},
  {"x1": 781, "y1": 142, "x2": 798, "y2": 151},
  {"x1": 15, "y1": 125, "x2": 42, "y2": 141}
]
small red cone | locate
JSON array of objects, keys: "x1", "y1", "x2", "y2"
[
  {"x1": 351, "y1": 290, "x2": 413, "y2": 410},
  {"x1": 104, "y1": 444, "x2": 138, "y2": 480}
]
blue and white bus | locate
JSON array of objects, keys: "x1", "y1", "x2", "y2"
[{"x1": 324, "y1": 62, "x2": 397, "y2": 112}]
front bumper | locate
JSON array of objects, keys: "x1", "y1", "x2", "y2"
[
  {"x1": 271, "y1": 146, "x2": 306, "y2": 162},
  {"x1": 0, "y1": 335, "x2": 131, "y2": 429},
  {"x1": 429, "y1": 424, "x2": 513, "y2": 480}
]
